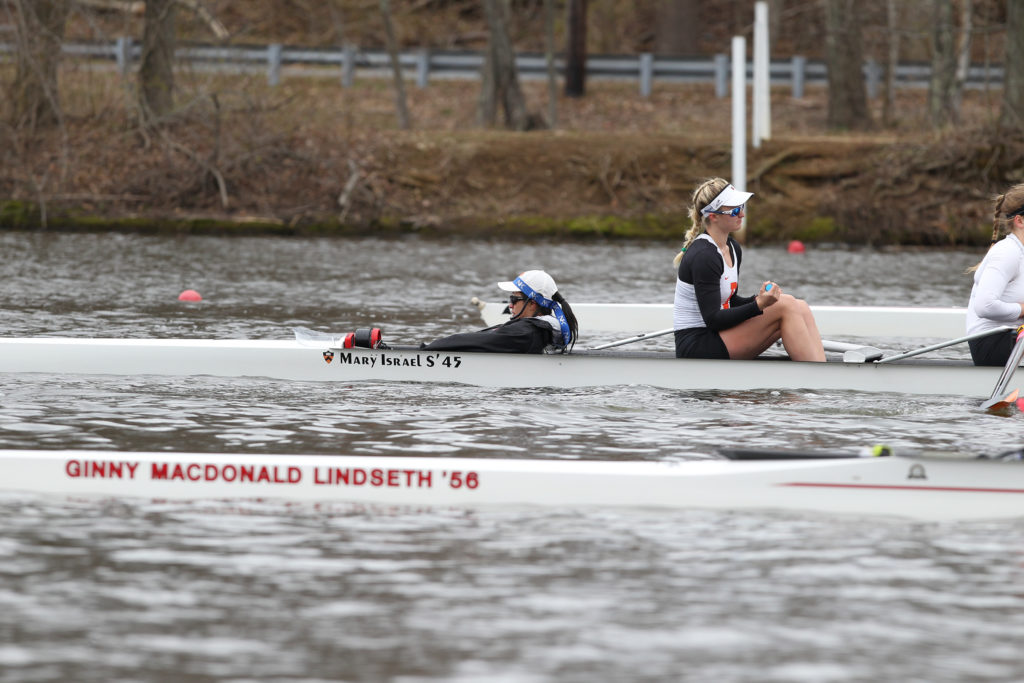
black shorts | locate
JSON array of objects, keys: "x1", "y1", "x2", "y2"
[
  {"x1": 969, "y1": 329, "x2": 1018, "y2": 366},
  {"x1": 674, "y1": 327, "x2": 729, "y2": 359}
]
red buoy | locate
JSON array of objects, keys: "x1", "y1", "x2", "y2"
[
  {"x1": 787, "y1": 240, "x2": 806, "y2": 254},
  {"x1": 178, "y1": 289, "x2": 202, "y2": 302}
]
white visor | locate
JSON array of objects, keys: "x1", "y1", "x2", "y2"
[{"x1": 700, "y1": 184, "x2": 754, "y2": 216}]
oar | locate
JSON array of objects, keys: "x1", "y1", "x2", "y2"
[
  {"x1": 821, "y1": 340, "x2": 884, "y2": 362},
  {"x1": 590, "y1": 333, "x2": 878, "y2": 358},
  {"x1": 588, "y1": 328, "x2": 674, "y2": 351},
  {"x1": 875, "y1": 326, "x2": 1014, "y2": 364},
  {"x1": 589, "y1": 286, "x2": 777, "y2": 352},
  {"x1": 980, "y1": 326, "x2": 1024, "y2": 411}
]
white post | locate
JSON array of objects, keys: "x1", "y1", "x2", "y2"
[
  {"x1": 714, "y1": 53, "x2": 729, "y2": 97},
  {"x1": 753, "y1": 1, "x2": 771, "y2": 147},
  {"x1": 267, "y1": 43, "x2": 282, "y2": 87},
  {"x1": 639, "y1": 53, "x2": 653, "y2": 97},
  {"x1": 416, "y1": 49, "x2": 430, "y2": 88},
  {"x1": 791, "y1": 55, "x2": 806, "y2": 99},
  {"x1": 341, "y1": 43, "x2": 356, "y2": 87},
  {"x1": 115, "y1": 37, "x2": 131, "y2": 76},
  {"x1": 732, "y1": 36, "x2": 747, "y2": 237},
  {"x1": 731, "y1": 36, "x2": 746, "y2": 191}
]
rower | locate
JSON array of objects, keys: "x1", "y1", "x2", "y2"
[
  {"x1": 965, "y1": 182, "x2": 1024, "y2": 366},
  {"x1": 671, "y1": 177, "x2": 825, "y2": 362},
  {"x1": 422, "y1": 270, "x2": 579, "y2": 354}
]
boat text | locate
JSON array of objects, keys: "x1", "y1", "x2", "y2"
[
  {"x1": 66, "y1": 459, "x2": 139, "y2": 479},
  {"x1": 335, "y1": 352, "x2": 462, "y2": 369},
  {"x1": 63, "y1": 459, "x2": 479, "y2": 490}
]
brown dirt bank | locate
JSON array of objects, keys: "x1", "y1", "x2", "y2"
[{"x1": 2, "y1": 78, "x2": 1022, "y2": 245}]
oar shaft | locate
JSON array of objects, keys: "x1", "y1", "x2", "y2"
[
  {"x1": 987, "y1": 327, "x2": 1024, "y2": 401},
  {"x1": 876, "y1": 326, "x2": 1014, "y2": 364},
  {"x1": 588, "y1": 328, "x2": 674, "y2": 351}
]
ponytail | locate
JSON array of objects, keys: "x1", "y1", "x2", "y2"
[
  {"x1": 552, "y1": 292, "x2": 579, "y2": 352},
  {"x1": 966, "y1": 186, "x2": 1024, "y2": 273},
  {"x1": 673, "y1": 177, "x2": 730, "y2": 268}
]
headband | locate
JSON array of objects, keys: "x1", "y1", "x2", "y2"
[{"x1": 514, "y1": 275, "x2": 572, "y2": 347}]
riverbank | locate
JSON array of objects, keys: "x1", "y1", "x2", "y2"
[{"x1": 2, "y1": 74, "x2": 1021, "y2": 244}]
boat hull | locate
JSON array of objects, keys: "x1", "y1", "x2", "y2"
[
  {"x1": 0, "y1": 337, "x2": 1000, "y2": 397},
  {"x1": 2, "y1": 449, "x2": 1022, "y2": 521}
]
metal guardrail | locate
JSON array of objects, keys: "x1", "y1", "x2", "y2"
[{"x1": 2, "y1": 40, "x2": 1008, "y2": 98}]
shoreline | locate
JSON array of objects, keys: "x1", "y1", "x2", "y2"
[{"x1": 2, "y1": 78, "x2": 1018, "y2": 246}]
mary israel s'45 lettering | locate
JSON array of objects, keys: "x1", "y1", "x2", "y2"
[{"x1": 332, "y1": 352, "x2": 462, "y2": 369}]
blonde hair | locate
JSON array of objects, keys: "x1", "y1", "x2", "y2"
[
  {"x1": 966, "y1": 183, "x2": 1024, "y2": 273},
  {"x1": 673, "y1": 177, "x2": 730, "y2": 267}
]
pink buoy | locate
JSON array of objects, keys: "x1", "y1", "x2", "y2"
[
  {"x1": 787, "y1": 240, "x2": 806, "y2": 254},
  {"x1": 178, "y1": 289, "x2": 202, "y2": 302}
]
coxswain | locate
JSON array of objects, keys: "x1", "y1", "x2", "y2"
[{"x1": 423, "y1": 270, "x2": 578, "y2": 353}]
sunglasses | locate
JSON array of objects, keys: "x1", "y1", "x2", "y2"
[
  {"x1": 509, "y1": 294, "x2": 529, "y2": 305},
  {"x1": 708, "y1": 205, "x2": 744, "y2": 217}
]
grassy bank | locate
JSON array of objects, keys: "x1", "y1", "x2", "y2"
[{"x1": 2, "y1": 68, "x2": 1021, "y2": 245}]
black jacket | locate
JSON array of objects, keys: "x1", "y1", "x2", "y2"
[{"x1": 422, "y1": 318, "x2": 554, "y2": 354}]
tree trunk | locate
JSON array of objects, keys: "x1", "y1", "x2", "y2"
[
  {"x1": 953, "y1": 0, "x2": 973, "y2": 119},
  {"x1": 479, "y1": 0, "x2": 529, "y2": 130},
  {"x1": 822, "y1": 0, "x2": 872, "y2": 130},
  {"x1": 379, "y1": 0, "x2": 411, "y2": 130},
  {"x1": 654, "y1": 0, "x2": 699, "y2": 56},
  {"x1": 1001, "y1": 0, "x2": 1023, "y2": 128},
  {"x1": 10, "y1": 0, "x2": 70, "y2": 131},
  {"x1": 139, "y1": 0, "x2": 178, "y2": 121},
  {"x1": 882, "y1": 0, "x2": 900, "y2": 127},
  {"x1": 928, "y1": 0, "x2": 958, "y2": 127},
  {"x1": 564, "y1": 0, "x2": 587, "y2": 97},
  {"x1": 544, "y1": 0, "x2": 558, "y2": 127}
]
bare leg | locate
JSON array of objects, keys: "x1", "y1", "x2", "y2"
[{"x1": 720, "y1": 295, "x2": 825, "y2": 362}]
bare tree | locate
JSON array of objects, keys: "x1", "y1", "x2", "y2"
[
  {"x1": 379, "y1": 0, "x2": 411, "y2": 130},
  {"x1": 882, "y1": 0, "x2": 900, "y2": 126},
  {"x1": 76, "y1": 0, "x2": 228, "y2": 38},
  {"x1": 822, "y1": 0, "x2": 872, "y2": 130},
  {"x1": 139, "y1": 0, "x2": 178, "y2": 121},
  {"x1": 564, "y1": 0, "x2": 587, "y2": 97},
  {"x1": 1001, "y1": 0, "x2": 1024, "y2": 128},
  {"x1": 478, "y1": 0, "x2": 529, "y2": 130},
  {"x1": 928, "y1": 0, "x2": 970, "y2": 127},
  {"x1": 654, "y1": 0, "x2": 699, "y2": 56},
  {"x1": 10, "y1": 0, "x2": 71, "y2": 131},
  {"x1": 544, "y1": 0, "x2": 558, "y2": 127},
  {"x1": 954, "y1": 0, "x2": 973, "y2": 97}
]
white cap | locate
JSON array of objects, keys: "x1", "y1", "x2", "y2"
[
  {"x1": 497, "y1": 270, "x2": 558, "y2": 301},
  {"x1": 700, "y1": 184, "x2": 754, "y2": 216}
]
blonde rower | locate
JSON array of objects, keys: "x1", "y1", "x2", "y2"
[{"x1": 672, "y1": 177, "x2": 825, "y2": 362}]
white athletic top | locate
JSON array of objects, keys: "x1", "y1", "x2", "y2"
[
  {"x1": 674, "y1": 234, "x2": 740, "y2": 330},
  {"x1": 966, "y1": 234, "x2": 1024, "y2": 335}
]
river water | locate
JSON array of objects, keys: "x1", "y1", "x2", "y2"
[{"x1": 1, "y1": 232, "x2": 1022, "y2": 682}]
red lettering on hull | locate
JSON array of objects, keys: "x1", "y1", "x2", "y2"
[
  {"x1": 313, "y1": 467, "x2": 433, "y2": 488},
  {"x1": 66, "y1": 460, "x2": 139, "y2": 479},
  {"x1": 150, "y1": 462, "x2": 303, "y2": 484}
]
